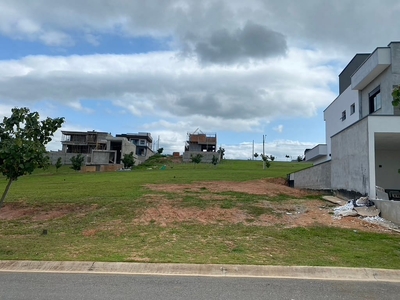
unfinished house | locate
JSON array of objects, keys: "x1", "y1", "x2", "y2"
[
  {"x1": 183, "y1": 129, "x2": 219, "y2": 163},
  {"x1": 61, "y1": 130, "x2": 110, "y2": 154},
  {"x1": 49, "y1": 130, "x2": 137, "y2": 170},
  {"x1": 116, "y1": 132, "x2": 154, "y2": 164},
  {"x1": 290, "y1": 41, "x2": 400, "y2": 224}
]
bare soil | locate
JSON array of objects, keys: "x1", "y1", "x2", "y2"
[{"x1": 0, "y1": 179, "x2": 393, "y2": 234}]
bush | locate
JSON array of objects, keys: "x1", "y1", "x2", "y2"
[
  {"x1": 55, "y1": 157, "x2": 63, "y2": 171},
  {"x1": 121, "y1": 152, "x2": 135, "y2": 169},
  {"x1": 70, "y1": 154, "x2": 85, "y2": 171}
]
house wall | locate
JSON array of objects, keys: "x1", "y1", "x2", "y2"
[
  {"x1": 182, "y1": 151, "x2": 220, "y2": 163},
  {"x1": 331, "y1": 117, "x2": 370, "y2": 195},
  {"x1": 359, "y1": 66, "x2": 392, "y2": 118},
  {"x1": 324, "y1": 86, "x2": 360, "y2": 158},
  {"x1": 375, "y1": 149, "x2": 400, "y2": 190},
  {"x1": 292, "y1": 161, "x2": 331, "y2": 190},
  {"x1": 374, "y1": 199, "x2": 400, "y2": 225},
  {"x1": 121, "y1": 138, "x2": 137, "y2": 157},
  {"x1": 367, "y1": 116, "x2": 400, "y2": 197},
  {"x1": 47, "y1": 151, "x2": 90, "y2": 165},
  {"x1": 91, "y1": 150, "x2": 117, "y2": 164}
]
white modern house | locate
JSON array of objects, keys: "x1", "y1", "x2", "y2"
[{"x1": 291, "y1": 41, "x2": 400, "y2": 224}]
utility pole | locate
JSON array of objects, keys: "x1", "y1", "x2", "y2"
[{"x1": 157, "y1": 135, "x2": 160, "y2": 150}]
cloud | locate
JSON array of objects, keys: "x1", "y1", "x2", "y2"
[
  {"x1": 1, "y1": 1, "x2": 399, "y2": 57},
  {"x1": 0, "y1": 48, "x2": 338, "y2": 126},
  {"x1": 223, "y1": 139, "x2": 316, "y2": 160},
  {"x1": 273, "y1": 125, "x2": 284, "y2": 133},
  {"x1": 182, "y1": 22, "x2": 287, "y2": 65}
]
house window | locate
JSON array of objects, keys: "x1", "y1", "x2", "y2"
[
  {"x1": 139, "y1": 139, "x2": 146, "y2": 146},
  {"x1": 369, "y1": 86, "x2": 381, "y2": 113},
  {"x1": 350, "y1": 103, "x2": 355, "y2": 115},
  {"x1": 341, "y1": 110, "x2": 346, "y2": 121}
]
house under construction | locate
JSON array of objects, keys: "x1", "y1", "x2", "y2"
[{"x1": 183, "y1": 129, "x2": 219, "y2": 162}]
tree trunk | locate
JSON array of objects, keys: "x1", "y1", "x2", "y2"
[{"x1": 0, "y1": 178, "x2": 13, "y2": 209}]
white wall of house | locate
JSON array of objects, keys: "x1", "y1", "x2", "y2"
[
  {"x1": 375, "y1": 149, "x2": 400, "y2": 190},
  {"x1": 367, "y1": 116, "x2": 400, "y2": 197},
  {"x1": 324, "y1": 86, "x2": 360, "y2": 158},
  {"x1": 359, "y1": 66, "x2": 392, "y2": 118}
]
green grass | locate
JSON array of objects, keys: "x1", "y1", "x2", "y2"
[{"x1": 0, "y1": 159, "x2": 399, "y2": 268}]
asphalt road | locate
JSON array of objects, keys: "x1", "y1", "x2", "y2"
[{"x1": 1, "y1": 272, "x2": 400, "y2": 300}]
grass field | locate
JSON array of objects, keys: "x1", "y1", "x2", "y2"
[{"x1": 1, "y1": 157, "x2": 399, "y2": 269}]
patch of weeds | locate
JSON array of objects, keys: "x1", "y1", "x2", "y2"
[
  {"x1": 220, "y1": 200, "x2": 235, "y2": 209},
  {"x1": 304, "y1": 194, "x2": 324, "y2": 200},
  {"x1": 181, "y1": 195, "x2": 210, "y2": 209},
  {"x1": 267, "y1": 194, "x2": 293, "y2": 202},
  {"x1": 245, "y1": 205, "x2": 275, "y2": 217},
  {"x1": 231, "y1": 246, "x2": 245, "y2": 253}
]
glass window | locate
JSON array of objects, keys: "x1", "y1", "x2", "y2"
[{"x1": 350, "y1": 103, "x2": 355, "y2": 115}]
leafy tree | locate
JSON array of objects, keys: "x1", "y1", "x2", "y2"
[
  {"x1": 55, "y1": 157, "x2": 63, "y2": 172},
  {"x1": 157, "y1": 147, "x2": 164, "y2": 154},
  {"x1": 0, "y1": 107, "x2": 64, "y2": 208},
  {"x1": 254, "y1": 153, "x2": 259, "y2": 159},
  {"x1": 261, "y1": 154, "x2": 271, "y2": 168},
  {"x1": 211, "y1": 155, "x2": 219, "y2": 166},
  {"x1": 217, "y1": 147, "x2": 225, "y2": 159},
  {"x1": 121, "y1": 152, "x2": 135, "y2": 168},
  {"x1": 392, "y1": 85, "x2": 400, "y2": 106},
  {"x1": 297, "y1": 155, "x2": 304, "y2": 162},
  {"x1": 270, "y1": 155, "x2": 275, "y2": 161},
  {"x1": 70, "y1": 154, "x2": 85, "y2": 171},
  {"x1": 191, "y1": 153, "x2": 203, "y2": 164}
]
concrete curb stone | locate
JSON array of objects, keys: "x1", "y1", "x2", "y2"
[{"x1": 1, "y1": 260, "x2": 400, "y2": 282}]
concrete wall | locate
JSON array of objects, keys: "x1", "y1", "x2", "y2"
[
  {"x1": 47, "y1": 151, "x2": 90, "y2": 165},
  {"x1": 292, "y1": 161, "x2": 331, "y2": 190},
  {"x1": 182, "y1": 151, "x2": 220, "y2": 163},
  {"x1": 374, "y1": 199, "x2": 400, "y2": 225},
  {"x1": 91, "y1": 150, "x2": 116, "y2": 164},
  {"x1": 331, "y1": 117, "x2": 370, "y2": 195}
]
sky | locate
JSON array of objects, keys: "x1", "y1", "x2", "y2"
[{"x1": 1, "y1": 0, "x2": 400, "y2": 160}]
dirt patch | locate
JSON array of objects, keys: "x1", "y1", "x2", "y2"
[
  {"x1": 0, "y1": 203, "x2": 95, "y2": 221},
  {"x1": 145, "y1": 178, "x2": 313, "y2": 197},
  {"x1": 0, "y1": 179, "x2": 393, "y2": 234},
  {"x1": 140, "y1": 179, "x2": 393, "y2": 233}
]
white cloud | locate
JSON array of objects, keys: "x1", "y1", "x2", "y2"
[
  {"x1": 0, "y1": 48, "x2": 338, "y2": 126},
  {"x1": 0, "y1": 0, "x2": 399, "y2": 56},
  {"x1": 224, "y1": 139, "x2": 316, "y2": 160},
  {"x1": 273, "y1": 124, "x2": 284, "y2": 133}
]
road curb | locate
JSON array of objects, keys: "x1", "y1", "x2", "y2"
[{"x1": 1, "y1": 261, "x2": 400, "y2": 282}]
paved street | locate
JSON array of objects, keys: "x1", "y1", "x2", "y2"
[{"x1": 1, "y1": 272, "x2": 400, "y2": 300}]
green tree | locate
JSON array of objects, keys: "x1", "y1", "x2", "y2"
[
  {"x1": 70, "y1": 154, "x2": 85, "y2": 171},
  {"x1": 157, "y1": 147, "x2": 164, "y2": 154},
  {"x1": 121, "y1": 152, "x2": 135, "y2": 168},
  {"x1": 254, "y1": 152, "x2": 259, "y2": 159},
  {"x1": 55, "y1": 157, "x2": 63, "y2": 172},
  {"x1": 261, "y1": 154, "x2": 271, "y2": 168},
  {"x1": 392, "y1": 85, "x2": 400, "y2": 106},
  {"x1": 211, "y1": 154, "x2": 219, "y2": 166},
  {"x1": 217, "y1": 147, "x2": 225, "y2": 159},
  {"x1": 0, "y1": 107, "x2": 64, "y2": 208},
  {"x1": 270, "y1": 155, "x2": 275, "y2": 161},
  {"x1": 191, "y1": 153, "x2": 203, "y2": 164}
]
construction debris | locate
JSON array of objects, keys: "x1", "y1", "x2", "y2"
[{"x1": 334, "y1": 197, "x2": 380, "y2": 218}]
